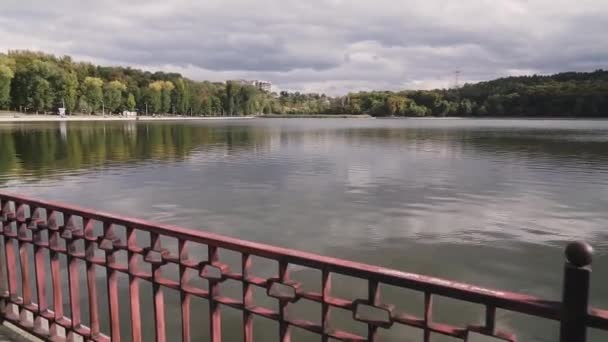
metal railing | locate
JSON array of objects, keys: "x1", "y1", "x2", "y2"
[{"x1": 0, "y1": 192, "x2": 607, "y2": 341}]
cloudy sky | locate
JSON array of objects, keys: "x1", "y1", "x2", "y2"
[{"x1": 1, "y1": 0, "x2": 607, "y2": 94}]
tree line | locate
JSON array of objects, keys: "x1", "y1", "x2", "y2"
[
  {"x1": 1, "y1": 50, "x2": 607, "y2": 117},
  {"x1": 289, "y1": 71, "x2": 608, "y2": 117},
  {"x1": 0, "y1": 50, "x2": 274, "y2": 115}
]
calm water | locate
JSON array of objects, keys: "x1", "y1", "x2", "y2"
[{"x1": 1, "y1": 118, "x2": 608, "y2": 341}]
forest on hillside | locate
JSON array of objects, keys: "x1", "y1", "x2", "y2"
[{"x1": 0, "y1": 50, "x2": 607, "y2": 117}]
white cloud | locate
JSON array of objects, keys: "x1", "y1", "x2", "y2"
[{"x1": 0, "y1": 0, "x2": 607, "y2": 94}]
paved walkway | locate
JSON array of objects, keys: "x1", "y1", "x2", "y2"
[{"x1": 0, "y1": 324, "x2": 36, "y2": 341}]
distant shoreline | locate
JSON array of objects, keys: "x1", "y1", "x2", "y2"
[
  {"x1": 374, "y1": 116, "x2": 608, "y2": 120},
  {"x1": 257, "y1": 114, "x2": 373, "y2": 119},
  {"x1": 1, "y1": 113, "x2": 606, "y2": 123},
  {"x1": 0, "y1": 114, "x2": 255, "y2": 122}
]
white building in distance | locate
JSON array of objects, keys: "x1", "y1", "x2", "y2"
[
  {"x1": 229, "y1": 80, "x2": 272, "y2": 92},
  {"x1": 254, "y1": 80, "x2": 272, "y2": 92}
]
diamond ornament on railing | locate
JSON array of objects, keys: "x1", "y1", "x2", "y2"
[
  {"x1": 267, "y1": 280, "x2": 299, "y2": 303},
  {"x1": 199, "y1": 262, "x2": 229, "y2": 281},
  {"x1": 353, "y1": 299, "x2": 394, "y2": 329}
]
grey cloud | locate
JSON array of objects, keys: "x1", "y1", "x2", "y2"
[{"x1": 0, "y1": 0, "x2": 607, "y2": 94}]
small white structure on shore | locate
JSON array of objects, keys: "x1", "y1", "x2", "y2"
[{"x1": 122, "y1": 111, "x2": 137, "y2": 117}]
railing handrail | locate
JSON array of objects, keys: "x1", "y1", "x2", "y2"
[{"x1": 1, "y1": 191, "x2": 607, "y2": 341}]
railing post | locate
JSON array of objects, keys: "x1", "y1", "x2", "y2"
[{"x1": 560, "y1": 241, "x2": 593, "y2": 342}]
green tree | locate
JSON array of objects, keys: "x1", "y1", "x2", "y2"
[
  {"x1": 173, "y1": 78, "x2": 190, "y2": 114},
  {"x1": 369, "y1": 100, "x2": 386, "y2": 116},
  {"x1": 126, "y1": 93, "x2": 136, "y2": 111},
  {"x1": 161, "y1": 81, "x2": 174, "y2": 113},
  {"x1": 10, "y1": 59, "x2": 57, "y2": 112},
  {"x1": 190, "y1": 86, "x2": 203, "y2": 115},
  {"x1": 404, "y1": 101, "x2": 429, "y2": 117},
  {"x1": 82, "y1": 77, "x2": 104, "y2": 113},
  {"x1": 237, "y1": 85, "x2": 259, "y2": 115},
  {"x1": 225, "y1": 81, "x2": 236, "y2": 116},
  {"x1": 410, "y1": 91, "x2": 441, "y2": 109},
  {"x1": 346, "y1": 100, "x2": 361, "y2": 114},
  {"x1": 104, "y1": 80, "x2": 127, "y2": 113},
  {"x1": 459, "y1": 99, "x2": 473, "y2": 116},
  {"x1": 476, "y1": 104, "x2": 488, "y2": 116},
  {"x1": 32, "y1": 77, "x2": 52, "y2": 113},
  {"x1": 200, "y1": 97, "x2": 212, "y2": 115},
  {"x1": 78, "y1": 97, "x2": 91, "y2": 114},
  {"x1": 388, "y1": 95, "x2": 412, "y2": 116},
  {"x1": 227, "y1": 97, "x2": 235, "y2": 116},
  {"x1": 0, "y1": 64, "x2": 14, "y2": 109},
  {"x1": 56, "y1": 71, "x2": 78, "y2": 113},
  {"x1": 207, "y1": 96, "x2": 220, "y2": 115},
  {"x1": 434, "y1": 100, "x2": 450, "y2": 116},
  {"x1": 487, "y1": 95, "x2": 505, "y2": 115},
  {"x1": 147, "y1": 82, "x2": 163, "y2": 113}
]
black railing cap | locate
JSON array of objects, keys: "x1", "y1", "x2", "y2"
[{"x1": 565, "y1": 241, "x2": 593, "y2": 267}]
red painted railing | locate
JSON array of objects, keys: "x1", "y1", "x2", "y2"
[{"x1": 0, "y1": 192, "x2": 607, "y2": 341}]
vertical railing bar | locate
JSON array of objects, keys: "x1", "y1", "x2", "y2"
[
  {"x1": 32, "y1": 207, "x2": 48, "y2": 319},
  {"x1": 0, "y1": 198, "x2": 6, "y2": 298},
  {"x1": 4, "y1": 201, "x2": 18, "y2": 304},
  {"x1": 16, "y1": 203, "x2": 33, "y2": 311},
  {"x1": 151, "y1": 232, "x2": 166, "y2": 342},
  {"x1": 208, "y1": 245, "x2": 221, "y2": 342},
  {"x1": 14, "y1": 202, "x2": 34, "y2": 332},
  {"x1": 104, "y1": 223, "x2": 121, "y2": 342},
  {"x1": 423, "y1": 292, "x2": 432, "y2": 342},
  {"x1": 367, "y1": 279, "x2": 380, "y2": 341},
  {"x1": 127, "y1": 227, "x2": 142, "y2": 342},
  {"x1": 242, "y1": 253, "x2": 253, "y2": 342},
  {"x1": 0, "y1": 198, "x2": 6, "y2": 317},
  {"x1": 84, "y1": 218, "x2": 100, "y2": 338},
  {"x1": 321, "y1": 269, "x2": 331, "y2": 342},
  {"x1": 278, "y1": 260, "x2": 291, "y2": 342},
  {"x1": 48, "y1": 210, "x2": 63, "y2": 338},
  {"x1": 66, "y1": 215, "x2": 82, "y2": 338},
  {"x1": 15, "y1": 202, "x2": 33, "y2": 330},
  {"x1": 485, "y1": 305, "x2": 496, "y2": 334},
  {"x1": 179, "y1": 239, "x2": 191, "y2": 342}
]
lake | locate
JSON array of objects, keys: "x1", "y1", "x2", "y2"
[{"x1": 1, "y1": 118, "x2": 608, "y2": 341}]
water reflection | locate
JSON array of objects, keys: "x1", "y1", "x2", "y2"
[
  {"x1": 1, "y1": 119, "x2": 608, "y2": 341},
  {"x1": 0, "y1": 122, "x2": 273, "y2": 181}
]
